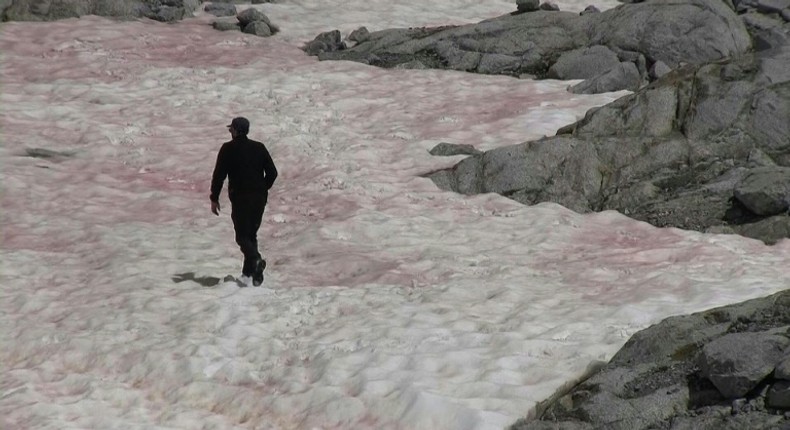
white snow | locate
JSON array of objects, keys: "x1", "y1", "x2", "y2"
[{"x1": 1, "y1": 1, "x2": 789, "y2": 429}]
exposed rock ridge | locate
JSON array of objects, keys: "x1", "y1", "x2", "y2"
[
  {"x1": 304, "y1": 0, "x2": 753, "y2": 94},
  {"x1": 427, "y1": 45, "x2": 790, "y2": 244},
  {"x1": 510, "y1": 289, "x2": 790, "y2": 430}
]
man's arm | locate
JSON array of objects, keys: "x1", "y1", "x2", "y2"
[
  {"x1": 210, "y1": 145, "x2": 228, "y2": 213},
  {"x1": 262, "y1": 146, "x2": 278, "y2": 190}
]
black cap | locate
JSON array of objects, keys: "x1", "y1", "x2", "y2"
[{"x1": 227, "y1": 117, "x2": 250, "y2": 135}]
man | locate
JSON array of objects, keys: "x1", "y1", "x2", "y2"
[{"x1": 210, "y1": 117, "x2": 278, "y2": 286}]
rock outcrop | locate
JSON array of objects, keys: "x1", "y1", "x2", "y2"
[
  {"x1": 1, "y1": 0, "x2": 200, "y2": 22},
  {"x1": 510, "y1": 289, "x2": 790, "y2": 430},
  {"x1": 304, "y1": 0, "x2": 752, "y2": 94},
  {"x1": 428, "y1": 142, "x2": 482, "y2": 157},
  {"x1": 428, "y1": 44, "x2": 790, "y2": 244},
  {"x1": 204, "y1": 2, "x2": 236, "y2": 17},
  {"x1": 210, "y1": 7, "x2": 279, "y2": 36}
]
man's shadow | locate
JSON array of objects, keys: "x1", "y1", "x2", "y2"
[{"x1": 172, "y1": 272, "x2": 226, "y2": 287}]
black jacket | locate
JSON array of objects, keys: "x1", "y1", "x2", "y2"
[{"x1": 210, "y1": 135, "x2": 278, "y2": 202}]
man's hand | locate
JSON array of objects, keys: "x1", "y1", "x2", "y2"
[{"x1": 211, "y1": 200, "x2": 221, "y2": 216}]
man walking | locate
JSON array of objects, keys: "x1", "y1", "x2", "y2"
[{"x1": 210, "y1": 117, "x2": 278, "y2": 286}]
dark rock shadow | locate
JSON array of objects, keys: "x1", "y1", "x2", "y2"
[
  {"x1": 723, "y1": 197, "x2": 765, "y2": 225},
  {"x1": 687, "y1": 371, "x2": 726, "y2": 409}
]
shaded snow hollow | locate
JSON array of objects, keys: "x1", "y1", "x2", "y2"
[{"x1": 2, "y1": 1, "x2": 789, "y2": 429}]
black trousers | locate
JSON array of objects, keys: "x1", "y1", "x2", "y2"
[{"x1": 230, "y1": 192, "x2": 268, "y2": 276}]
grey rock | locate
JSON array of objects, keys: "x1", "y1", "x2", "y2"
[
  {"x1": 153, "y1": 0, "x2": 199, "y2": 22},
  {"x1": 429, "y1": 142, "x2": 482, "y2": 156},
  {"x1": 699, "y1": 332, "x2": 790, "y2": 398},
  {"x1": 742, "y1": 11, "x2": 790, "y2": 51},
  {"x1": 540, "y1": 2, "x2": 560, "y2": 11},
  {"x1": 236, "y1": 7, "x2": 271, "y2": 26},
  {"x1": 204, "y1": 2, "x2": 236, "y2": 17},
  {"x1": 435, "y1": 40, "x2": 483, "y2": 71},
  {"x1": 0, "y1": 0, "x2": 12, "y2": 18},
  {"x1": 310, "y1": 0, "x2": 750, "y2": 94},
  {"x1": 733, "y1": 167, "x2": 790, "y2": 216},
  {"x1": 588, "y1": 0, "x2": 752, "y2": 68},
  {"x1": 2, "y1": 0, "x2": 199, "y2": 22},
  {"x1": 212, "y1": 19, "x2": 240, "y2": 31},
  {"x1": 732, "y1": 216, "x2": 790, "y2": 245},
  {"x1": 91, "y1": 0, "x2": 148, "y2": 20},
  {"x1": 478, "y1": 53, "x2": 522, "y2": 74},
  {"x1": 347, "y1": 26, "x2": 370, "y2": 43},
  {"x1": 580, "y1": 5, "x2": 601, "y2": 15},
  {"x1": 701, "y1": 167, "x2": 751, "y2": 194},
  {"x1": 668, "y1": 411, "x2": 786, "y2": 429},
  {"x1": 3, "y1": 0, "x2": 98, "y2": 20},
  {"x1": 747, "y1": 148, "x2": 778, "y2": 167},
  {"x1": 151, "y1": 5, "x2": 186, "y2": 22},
  {"x1": 547, "y1": 45, "x2": 621, "y2": 80},
  {"x1": 393, "y1": 60, "x2": 429, "y2": 70},
  {"x1": 776, "y1": 356, "x2": 790, "y2": 380},
  {"x1": 512, "y1": 290, "x2": 790, "y2": 430},
  {"x1": 516, "y1": 0, "x2": 540, "y2": 12},
  {"x1": 649, "y1": 60, "x2": 672, "y2": 80},
  {"x1": 570, "y1": 61, "x2": 642, "y2": 94},
  {"x1": 430, "y1": 45, "x2": 790, "y2": 244},
  {"x1": 303, "y1": 30, "x2": 344, "y2": 56},
  {"x1": 755, "y1": 0, "x2": 790, "y2": 13},
  {"x1": 242, "y1": 21, "x2": 272, "y2": 37},
  {"x1": 782, "y1": 8, "x2": 790, "y2": 21},
  {"x1": 767, "y1": 381, "x2": 790, "y2": 408}
]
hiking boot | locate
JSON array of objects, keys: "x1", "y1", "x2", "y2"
[{"x1": 252, "y1": 258, "x2": 266, "y2": 286}]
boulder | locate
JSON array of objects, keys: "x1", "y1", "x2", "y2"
[
  {"x1": 516, "y1": 0, "x2": 540, "y2": 13},
  {"x1": 212, "y1": 19, "x2": 240, "y2": 31},
  {"x1": 547, "y1": 45, "x2": 621, "y2": 80},
  {"x1": 767, "y1": 380, "x2": 790, "y2": 408},
  {"x1": 428, "y1": 142, "x2": 482, "y2": 156},
  {"x1": 732, "y1": 216, "x2": 790, "y2": 245},
  {"x1": 347, "y1": 26, "x2": 370, "y2": 43},
  {"x1": 570, "y1": 61, "x2": 642, "y2": 94},
  {"x1": 243, "y1": 21, "x2": 272, "y2": 37},
  {"x1": 699, "y1": 333, "x2": 790, "y2": 398},
  {"x1": 539, "y1": 2, "x2": 560, "y2": 11},
  {"x1": 648, "y1": 60, "x2": 672, "y2": 80},
  {"x1": 204, "y1": 2, "x2": 236, "y2": 17},
  {"x1": 0, "y1": 0, "x2": 11, "y2": 18},
  {"x1": 741, "y1": 11, "x2": 790, "y2": 51},
  {"x1": 303, "y1": 30, "x2": 345, "y2": 56},
  {"x1": 587, "y1": 0, "x2": 752, "y2": 68},
  {"x1": 754, "y1": 0, "x2": 790, "y2": 13},
  {"x1": 775, "y1": 356, "x2": 790, "y2": 380},
  {"x1": 236, "y1": 7, "x2": 271, "y2": 26},
  {"x1": 733, "y1": 167, "x2": 790, "y2": 216},
  {"x1": 580, "y1": 5, "x2": 600, "y2": 15}
]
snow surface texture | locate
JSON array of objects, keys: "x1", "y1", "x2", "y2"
[{"x1": 2, "y1": 1, "x2": 789, "y2": 429}]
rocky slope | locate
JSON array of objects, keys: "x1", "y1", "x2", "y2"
[
  {"x1": 1, "y1": 0, "x2": 200, "y2": 22},
  {"x1": 305, "y1": 0, "x2": 754, "y2": 94},
  {"x1": 428, "y1": 44, "x2": 790, "y2": 245},
  {"x1": 303, "y1": 0, "x2": 790, "y2": 245},
  {"x1": 510, "y1": 289, "x2": 790, "y2": 430}
]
